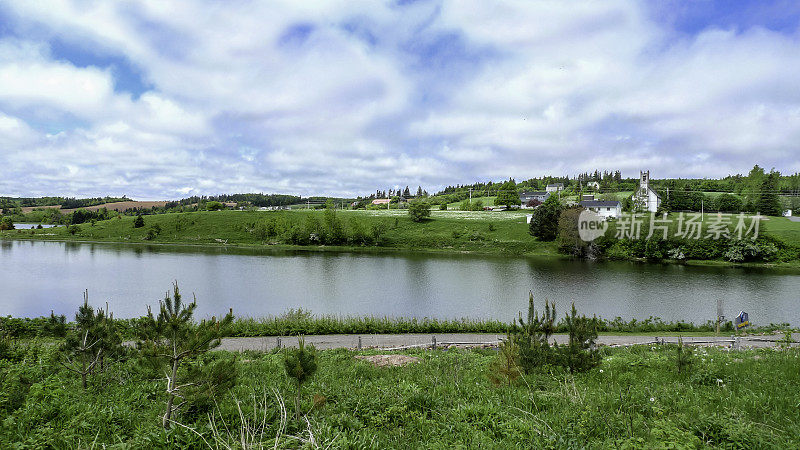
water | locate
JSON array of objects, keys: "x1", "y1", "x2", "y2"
[
  {"x1": 2, "y1": 240, "x2": 799, "y2": 326},
  {"x1": 12, "y1": 223, "x2": 62, "y2": 229}
]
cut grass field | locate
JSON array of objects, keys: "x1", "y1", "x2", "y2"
[{"x1": 2, "y1": 342, "x2": 799, "y2": 447}]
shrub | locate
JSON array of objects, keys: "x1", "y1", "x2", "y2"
[
  {"x1": 0, "y1": 216, "x2": 15, "y2": 230},
  {"x1": 408, "y1": 200, "x2": 431, "y2": 222},
  {"x1": 68, "y1": 225, "x2": 81, "y2": 235},
  {"x1": 488, "y1": 337, "x2": 522, "y2": 386}
]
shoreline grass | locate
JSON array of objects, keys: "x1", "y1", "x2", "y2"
[{"x1": 3, "y1": 311, "x2": 790, "y2": 340}]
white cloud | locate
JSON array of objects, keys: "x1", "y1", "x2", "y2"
[{"x1": 0, "y1": 0, "x2": 799, "y2": 198}]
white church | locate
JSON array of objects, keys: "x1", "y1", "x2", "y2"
[{"x1": 634, "y1": 170, "x2": 661, "y2": 212}]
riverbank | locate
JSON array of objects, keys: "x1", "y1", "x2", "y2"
[
  {"x1": 2, "y1": 209, "x2": 800, "y2": 270},
  {"x1": 2, "y1": 343, "x2": 798, "y2": 447}
]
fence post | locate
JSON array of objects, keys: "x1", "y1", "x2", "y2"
[
  {"x1": 432, "y1": 336, "x2": 437, "y2": 350},
  {"x1": 358, "y1": 336, "x2": 362, "y2": 351},
  {"x1": 276, "y1": 336, "x2": 281, "y2": 350}
]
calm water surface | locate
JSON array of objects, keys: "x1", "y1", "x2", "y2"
[{"x1": 2, "y1": 240, "x2": 799, "y2": 325}]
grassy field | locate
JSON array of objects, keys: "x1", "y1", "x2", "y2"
[
  {"x1": 3, "y1": 209, "x2": 799, "y2": 266},
  {"x1": 762, "y1": 216, "x2": 800, "y2": 246},
  {"x1": 2, "y1": 342, "x2": 799, "y2": 448},
  {"x1": 0, "y1": 209, "x2": 558, "y2": 257},
  {"x1": 446, "y1": 196, "x2": 497, "y2": 209}
]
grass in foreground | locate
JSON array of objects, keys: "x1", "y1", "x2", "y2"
[{"x1": 1, "y1": 343, "x2": 798, "y2": 448}]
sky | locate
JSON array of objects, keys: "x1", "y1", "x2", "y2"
[{"x1": 0, "y1": 0, "x2": 799, "y2": 199}]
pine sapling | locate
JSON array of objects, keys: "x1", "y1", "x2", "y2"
[
  {"x1": 283, "y1": 336, "x2": 318, "y2": 420},
  {"x1": 137, "y1": 281, "x2": 234, "y2": 429}
]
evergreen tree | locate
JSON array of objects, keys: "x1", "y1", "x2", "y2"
[
  {"x1": 756, "y1": 170, "x2": 783, "y2": 216},
  {"x1": 133, "y1": 215, "x2": 145, "y2": 228},
  {"x1": 284, "y1": 337, "x2": 318, "y2": 420},
  {"x1": 495, "y1": 179, "x2": 521, "y2": 208},
  {"x1": 403, "y1": 186, "x2": 411, "y2": 197},
  {"x1": 59, "y1": 291, "x2": 122, "y2": 389},
  {"x1": 416, "y1": 186, "x2": 423, "y2": 197},
  {"x1": 137, "y1": 282, "x2": 235, "y2": 428},
  {"x1": 555, "y1": 303, "x2": 600, "y2": 373},
  {"x1": 513, "y1": 292, "x2": 556, "y2": 373}
]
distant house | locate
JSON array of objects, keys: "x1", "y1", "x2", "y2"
[
  {"x1": 581, "y1": 195, "x2": 595, "y2": 201},
  {"x1": 372, "y1": 199, "x2": 390, "y2": 205},
  {"x1": 586, "y1": 181, "x2": 600, "y2": 190},
  {"x1": 520, "y1": 191, "x2": 550, "y2": 208},
  {"x1": 633, "y1": 171, "x2": 661, "y2": 212},
  {"x1": 579, "y1": 200, "x2": 622, "y2": 219},
  {"x1": 546, "y1": 183, "x2": 564, "y2": 193}
]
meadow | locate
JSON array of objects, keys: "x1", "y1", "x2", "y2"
[
  {"x1": 3, "y1": 208, "x2": 799, "y2": 268},
  {"x1": 1, "y1": 341, "x2": 798, "y2": 448},
  {"x1": 1, "y1": 209, "x2": 557, "y2": 257}
]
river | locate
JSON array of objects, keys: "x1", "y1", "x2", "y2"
[{"x1": 1, "y1": 240, "x2": 798, "y2": 326}]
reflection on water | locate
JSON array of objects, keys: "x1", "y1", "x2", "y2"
[{"x1": 1, "y1": 240, "x2": 799, "y2": 325}]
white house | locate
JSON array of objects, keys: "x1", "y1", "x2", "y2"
[
  {"x1": 586, "y1": 181, "x2": 600, "y2": 190},
  {"x1": 633, "y1": 171, "x2": 661, "y2": 212},
  {"x1": 579, "y1": 200, "x2": 622, "y2": 219},
  {"x1": 519, "y1": 191, "x2": 550, "y2": 208},
  {"x1": 546, "y1": 183, "x2": 564, "y2": 193}
]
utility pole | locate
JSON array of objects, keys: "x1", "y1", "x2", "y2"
[
  {"x1": 701, "y1": 199, "x2": 704, "y2": 221},
  {"x1": 469, "y1": 188, "x2": 473, "y2": 204}
]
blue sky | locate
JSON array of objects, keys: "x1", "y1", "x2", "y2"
[{"x1": 0, "y1": 0, "x2": 799, "y2": 199}]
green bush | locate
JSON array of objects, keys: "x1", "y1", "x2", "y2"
[{"x1": 408, "y1": 200, "x2": 431, "y2": 222}]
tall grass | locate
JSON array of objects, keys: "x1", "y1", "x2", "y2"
[{"x1": 3, "y1": 312, "x2": 790, "y2": 339}]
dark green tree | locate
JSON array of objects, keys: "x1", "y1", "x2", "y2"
[
  {"x1": 756, "y1": 170, "x2": 783, "y2": 216},
  {"x1": 715, "y1": 193, "x2": 743, "y2": 213},
  {"x1": 284, "y1": 337, "x2": 318, "y2": 420},
  {"x1": 133, "y1": 215, "x2": 145, "y2": 228},
  {"x1": 137, "y1": 282, "x2": 235, "y2": 428},
  {"x1": 529, "y1": 194, "x2": 562, "y2": 241},
  {"x1": 495, "y1": 179, "x2": 520, "y2": 209},
  {"x1": 408, "y1": 200, "x2": 431, "y2": 222}
]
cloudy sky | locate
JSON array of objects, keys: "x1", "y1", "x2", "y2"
[{"x1": 1, "y1": 0, "x2": 799, "y2": 199}]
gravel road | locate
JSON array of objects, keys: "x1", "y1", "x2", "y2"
[{"x1": 215, "y1": 332, "x2": 799, "y2": 352}]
